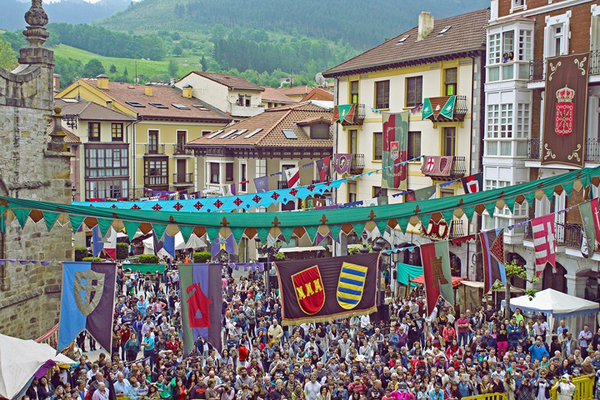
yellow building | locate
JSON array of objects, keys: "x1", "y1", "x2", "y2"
[
  {"x1": 56, "y1": 75, "x2": 231, "y2": 199},
  {"x1": 323, "y1": 9, "x2": 489, "y2": 204}
]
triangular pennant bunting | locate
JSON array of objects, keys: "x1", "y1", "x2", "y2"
[
  {"x1": 123, "y1": 221, "x2": 140, "y2": 242},
  {"x1": 503, "y1": 197, "x2": 517, "y2": 213},
  {"x1": 179, "y1": 225, "x2": 196, "y2": 243},
  {"x1": 562, "y1": 181, "x2": 575, "y2": 197},
  {"x1": 280, "y1": 227, "x2": 295, "y2": 243},
  {"x1": 230, "y1": 227, "x2": 246, "y2": 244},
  {"x1": 44, "y1": 211, "x2": 59, "y2": 232},
  {"x1": 256, "y1": 227, "x2": 271, "y2": 243},
  {"x1": 205, "y1": 226, "x2": 221, "y2": 242},
  {"x1": 152, "y1": 223, "x2": 168, "y2": 241},
  {"x1": 544, "y1": 186, "x2": 556, "y2": 201},
  {"x1": 329, "y1": 224, "x2": 343, "y2": 241},
  {"x1": 68, "y1": 214, "x2": 86, "y2": 234},
  {"x1": 13, "y1": 209, "x2": 30, "y2": 229},
  {"x1": 398, "y1": 217, "x2": 411, "y2": 233},
  {"x1": 522, "y1": 192, "x2": 535, "y2": 207},
  {"x1": 441, "y1": 210, "x2": 454, "y2": 225},
  {"x1": 352, "y1": 222, "x2": 366, "y2": 237},
  {"x1": 374, "y1": 219, "x2": 388, "y2": 236},
  {"x1": 304, "y1": 225, "x2": 319, "y2": 243},
  {"x1": 484, "y1": 202, "x2": 496, "y2": 217},
  {"x1": 462, "y1": 206, "x2": 477, "y2": 221},
  {"x1": 97, "y1": 218, "x2": 113, "y2": 237},
  {"x1": 419, "y1": 214, "x2": 432, "y2": 230}
]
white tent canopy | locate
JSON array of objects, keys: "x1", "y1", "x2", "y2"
[
  {"x1": 0, "y1": 333, "x2": 76, "y2": 399},
  {"x1": 503, "y1": 288, "x2": 599, "y2": 339}
]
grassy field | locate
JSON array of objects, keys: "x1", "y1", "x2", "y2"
[{"x1": 52, "y1": 44, "x2": 200, "y2": 81}]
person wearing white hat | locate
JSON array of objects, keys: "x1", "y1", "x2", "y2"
[{"x1": 553, "y1": 374, "x2": 575, "y2": 400}]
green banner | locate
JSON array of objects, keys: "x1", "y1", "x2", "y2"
[
  {"x1": 440, "y1": 95, "x2": 456, "y2": 119},
  {"x1": 382, "y1": 111, "x2": 409, "y2": 190},
  {"x1": 123, "y1": 263, "x2": 165, "y2": 274},
  {"x1": 397, "y1": 262, "x2": 423, "y2": 286}
]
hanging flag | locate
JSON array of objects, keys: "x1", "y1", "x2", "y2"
[
  {"x1": 163, "y1": 233, "x2": 176, "y2": 258},
  {"x1": 421, "y1": 156, "x2": 454, "y2": 176},
  {"x1": 284, "y1": 167, "x2": 301, "y2": 188},
  {"x1": 590, "y1": 197, "x2": 600, "y2": 243},
  {"x1": 420, "y1": 241, "x2": 454, "y2": 316},
  {"x1": 315, "y1": 157, "x2": 331, "y2": 182},
  {"x1": 92, "y1": 225, "x2": 104, "y2": 258},
  {"x1": 531, "y1": 214, "x2": 557, "y2": 273},
  {"x1": 461, "y1": 173, "x2": 483, "y2": 194},
  {"x1": 253, "y1": 176, "x2": 269, "y2": 193},
  {"x1": 275, "y1": 253, "x2": 379, "y2": 325},
  {"x1": 414, "y1": 186, "x2": 437, "y2": 201},
  {"x1": 382, "y1": 112, "x2": 409, "y2": 190},
  {"x1": 179, "y1": 263, "x2": 222, "y2": 353},
  {"x1": 333, "y1": 104, "x2": 356, "y2": 124},
  {"x1": 479, "y1": 229, "x2": 506, "y2": 293},
  {"x1": 333, "y1": 153, "x2": 351, "y2": 174},
  {"x1": 229, "y1": 183, "x2": 236, "y2": 196},
  {"x1": 211, "y1": 233, "x2": 235, "y2": 258},
  {"x1": 103, "y1": 227, "x2": 117, "y2": 260},
  {"x1": 579, "y1": 199, "x2": 596, "y2": 258},
  {"x1": 58, "y1": 262, "x2": 116, "y2": 351}
]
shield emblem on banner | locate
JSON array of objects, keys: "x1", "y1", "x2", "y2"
[
  {"x1": 336, "y1": 262, "x2": 368, "y2": 310},
  {"x1": 390, "y1": 141, "x2": 399, "y2": 160},
  {"x1": 439, "y1": 157, "x2": 449, "y2": 173},
  {"x1": 555, "y1": 85, "x2": 575, "y2": 136},
  {"x1": 291, "y1": 265, "x2": 325, "y2": 315},
  {"x1": 73, "y1": 269, "x2": 105, "y2": 316}
]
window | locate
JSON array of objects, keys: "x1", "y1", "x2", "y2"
[
  {"x1": 176, "y1": 131, "x2": 186, "y2": 153},
  {"x1": 444, "y1": 68, "x2": 457, "y2": 96},
  {"x1": 85, "y1": 146, "x2": 129, "y2": 178},
  {"x1": 225, "y1": 163, "x2": 234, "y2": 182},
  {"x1": 545, "y1": 15, "x2": 570, "y2": 58},
  {"x1": 348, "y1": 130, "x2": 358, "y2": 154},
  {"x1": 516, "y1": 103, "x2": 530, "y2": 138},
  {"x1": 512, "y1": 0, "x2": 525, "y2": 9},
  {"x1": 310, "y1": 123, "x2": 330, "y2": 140},
  {"x1": 348, "y1": 181, "x2": 357, "y2": 203},
  {"x1": 518, "y1": 30, "x2": 532, "y2": 61},
  {"x1": 85, "y1": 180, "x2": 129, "y2": 201},
  {"x1": 375, "y1": 80, "x2": 390, "y2": 109},
  {"x1": 201, "y1": 130, "x2": 211, "y2": 137},
  {"x1": 210, "y1": 162, "x2": 220, "y2": 184},
  {"x1": 502, "y1": 31, "x2": 514, "y2": 60},
  {"x1": 144, "y1": 159, "x2": 168, "y2": 186},
  {"x1": 486, "y1": 104, "x2": 514, "y2": 156},
  {"x1": 442, "y1": 127, "x2": 456, "y2": 156},
  {"x1": 88, "y1": 122, "x2": 100, "y2": 142},
  {"x1": 408, "y1": 131, "x2": 421, "y2": 160},
  {"x1": 406, "y1": 76, "x2": 423, "y2": 107},
  {"x1": 148, "y1": 130, "x2": 158, "y2": 153},
  {"x1": 372, "y1": 186, "x2": 388, "y2": 198},
  {"x1": 373, "y1": 132, "x2": 383, "y2": 160},
  {"x1": 488, "y1": 33, "x2": 501, "y2": 65},
  {"x1": 350, "y1": 81, "x2": 359, "y2": 104},
  {"x1": 111, "y1": 123, "x2": 123, "y2": 142},
  {"x1": 554, "y1": 25, "x2": 564, "y2": 56},
  {"x1": 240, "y1": 162, "x2": 247, "y2": 192}
]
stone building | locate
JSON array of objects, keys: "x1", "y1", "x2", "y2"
[{"x1": 0, "y1": 0, "x2": 72, "y2": 339}]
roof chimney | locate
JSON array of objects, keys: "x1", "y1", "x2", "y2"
[
  {"x1": 145, "y1": 83, "x2": 153, "y2": 97},
  {"x1": 182, "y1": 84, "x2": 193, "y2": 99},
  {"x1": 417, "y1": 12, "x2": 434, "y2": 41},
  {"x1": 97, "y1": 74, "x2": 109, "y2": 90}
]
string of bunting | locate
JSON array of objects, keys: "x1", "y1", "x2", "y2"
[{"x1": 0, "y1": 259, "x2": 52, "y2": 265}]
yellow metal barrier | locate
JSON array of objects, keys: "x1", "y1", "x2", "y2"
[
  {"x1": 550, "y1": 375, "x2": 595, "y2": 400},
  {"x1": 462, "y1": 393, "x2": 506, "y2": 400}
]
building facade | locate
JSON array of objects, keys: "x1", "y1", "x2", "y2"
[
  {"x1": 0, "y1": 1, "x2": 73, "y2": 339},
  {"x1": 57, "y1": 77, "x2": 231, "y2": 199},
  {"x1": 484, "y1": 0, "x2": 600, "y2": 300}
]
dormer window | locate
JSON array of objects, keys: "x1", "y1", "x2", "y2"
[{"x1": 310, "y1": 123, "x2": 330, "y2": 140}]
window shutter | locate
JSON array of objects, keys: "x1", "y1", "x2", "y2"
[
  {"x1": 543, "y1": 25, "x2": 552, "y2": 60},
  {"x1": 562, "y1": 20, "x2": 570, "y2": 55}
]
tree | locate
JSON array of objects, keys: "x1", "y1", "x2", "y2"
[
  {"x1": 123, "y1": 67, "x2": 128, "y2": 77},
  {"x1": 82, "y1": 58, "x2": 105, "y2": 77},
  {"x1": 200, "y1": 55, "x2": 208, "y2": 72},
  {"x1": 173, "y1": 46, "x2": 183, "y2": 57},
  {"x1": 109, "y1": 64, "x2": 117, "y2": 73},
  {"x1": 492, "y1": 261, "x2": 538, "y2": 319},
  {"x1": 168, "y1": 59, "x2": 179, "y2": 78},
  {"x1": 0, "y1": 36, "x2": 17, "y2": 71}
]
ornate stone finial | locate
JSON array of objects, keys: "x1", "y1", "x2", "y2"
[
  {"x1": 23, "y1": 0, "x2": 49, "y2": 48},
  {"x1": 47, "y1": 107, "x2": 68, "y2": 153}
]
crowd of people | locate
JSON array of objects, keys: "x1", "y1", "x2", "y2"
[{"x1": 25, "y1": 258, "x2": 600, "y2": 400}]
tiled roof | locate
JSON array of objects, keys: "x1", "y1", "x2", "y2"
[
  {"x1": 187, "y1": 101, "x2": 332, "y2": 149},
  {"x1": 180, "y1": 71, "x2": 265, "y2": 91},
  {"x1": 82, "y1": 79, "x2": 232, "y2": 123},
  {"x1": 261, "y1": 86, "x2": 296, "y2": 104},
  {"x1": 54, "y1": 99, "x2": 136, "y2": 122},
  {"x1": 301, "y1": 87, "x2": 334, "y2": 102},
  {"x1": 46, "y1": 123, "x2": 80, "y2": 144},
  {"x1": 323, "y1": 8, "x2": 489, "y2": 77},
  {"x1": 277, "y1": 85, "x2": 314, "y2": 96}
]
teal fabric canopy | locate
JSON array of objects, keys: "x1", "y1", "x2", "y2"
[{"x1": 396, "y1": 262, "x2": 423, "y2": 286}]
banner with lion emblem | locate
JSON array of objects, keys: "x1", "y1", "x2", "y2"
[
  {"x1": 58, "y1": 262, "x2": 116, "y2": 351},
  {"x1": 542, "y1": 53, "x2": 589, "y2": 167},
  {"x1": 274, "y1": 253, "x2": 380, "y2": 325}
]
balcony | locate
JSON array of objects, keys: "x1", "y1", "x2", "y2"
[
  {"x1": 527, "y1": 137, "x2": 600, "y2": 163},
  {"x1": 173, "y1": 172, "x2": 193, "y2": 186},
  {"x1": 350, "y1": 153, "x2": 365, "y2": 175},
  {"x1": 449, "y1": 220, "x2": 464, "y2": 239},
  {"x1": 335, "y1": 103, "x2": 365, "y2": 126},
  {"x1": 422, "y1": 155, "x2": 467, "y2": 180},
  {"x1": 524, "y1": 221, "x2": 581, "y2": 249},
  {"x1": 173, "y1": 144, "x2": 193, "y2": 156},
  {"x1": 144, "y1": 175, "x2": 168, "y2": 187},
  {"x1": 530, "y1": 51, "x2": 600, "y2": 81},
  {"x1": 422, "y1": 95, "x2": 468, "y2": 122},
  {"x1": 144, "y1": 144, "x2": 165, "y2": 155}
]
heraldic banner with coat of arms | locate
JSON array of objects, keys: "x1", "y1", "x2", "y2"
[
  {"x1": 274, "y1": 253, "x2": 380, "y2": 325},
  {"x1": 58, "y1": 262, "x2": 117, "y2": 351},
  {"x1": 542, "y1": 53, "x2": 589, "y2": 167},
  {"x1": 382, "y1": 111, "x2": 409, "y2": 190}
]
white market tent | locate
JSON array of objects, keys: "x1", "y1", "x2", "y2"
[
  {"x1": 0, "y1": 333, "x2": 76, "y2": 399},
  {"x1": 503, "y1": 288, "x2": 599, "y2": 338}
]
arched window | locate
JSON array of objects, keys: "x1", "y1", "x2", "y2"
[{"x1": 541, "y1": 262, "x2": 567, "y2": 292}]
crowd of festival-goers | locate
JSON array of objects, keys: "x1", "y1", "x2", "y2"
[{"x1": 25, "y1": 259, "x2": 600, "y2": 400}]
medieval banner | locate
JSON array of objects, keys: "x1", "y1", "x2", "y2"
[
  {"x1": 179, "y1": 263, "x2": 223, "y2": 353},
  {"x1": 58, "y1": 262, "x2": 117, "y2": 351},
  {"x1": 275, "y1": 253, "x2": 380, "y2": 325},
  {"x1": 382, "y1": 112, "x2": 409, "y2": 190},
  {"x1": 541, "y1": 53, "x2": 589, "y2": 167}
]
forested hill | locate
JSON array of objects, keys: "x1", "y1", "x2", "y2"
[
  {"x1": 98, "y1": 0, "x2": 489, "y2": 50},
  {"x1": 0, "y1": 0, "x2": 130, "y2": 32}
]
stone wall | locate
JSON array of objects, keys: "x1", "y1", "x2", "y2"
[{"x1": 0, "y1": 2, "x2": 73, "y2": 340}]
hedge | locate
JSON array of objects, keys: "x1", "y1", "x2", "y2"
[
  {"x1": 116, "y1": 243, "x2": 129, "y2": 260},
  {"x1": 138, "y1": 254, "x2": 159, "y2": 264},
  {"x1": 82, "y1": 257, "x2": 102, "y2": 262},
  {"x1": 193, "y1": 251, "x2": 211, "y2": 263},
  {"x1": 74, "y1": 247, "x2": 88, "y2": 261}
]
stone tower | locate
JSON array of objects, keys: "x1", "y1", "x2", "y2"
[{"x1": 0, "y1": 0, "x2": 73, "y2": 339}]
